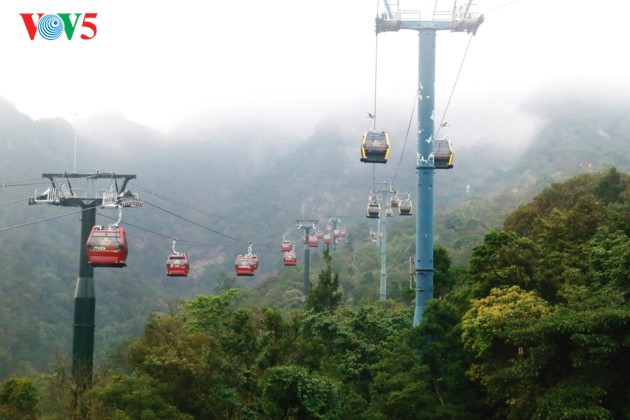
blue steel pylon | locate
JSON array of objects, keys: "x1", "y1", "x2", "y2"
[{"x1": 375, "y1": 2, "x2": 483, "y2": 326}]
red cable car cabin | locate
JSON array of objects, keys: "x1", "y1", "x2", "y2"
[
  {"x1": 283, "y1": 251, "x2": 297, "y2": 266},
  {"x1": 235, "y1": 255, "x2": 256, "y2": 276},
  {"x1": 323, "y1": 233, "x2": 332, "y2": 244},
  {"x1": 281, "y1": 239, "x2": 292, "y2": 252},
  {"x1": 86, "y1": 225, "x2": 128, "y2": 267},
  {"x1": 166, "y1": 253, "x2": 189, "y2": 277},
  {"x1": 308, "y1": 235, "x2": 319, "y2": 247}
]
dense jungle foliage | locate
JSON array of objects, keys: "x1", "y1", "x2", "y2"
[
  {"x1": 1, "y1": 96, "x2": 630, "y2": 417},
  {"x1": 2, "y1": 168, "x2": 629, "y2": 419}
]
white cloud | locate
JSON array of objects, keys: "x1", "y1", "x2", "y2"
[{"x1": 0, "y1": 0, "x2": 628, "y2": 137}]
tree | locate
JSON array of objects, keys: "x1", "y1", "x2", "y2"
[
  {"x1": 366, "y1": 332, "x2": 450, "y2": 419},
  {"x1": 0, "y1": 376, "x2": 40, "y2": 420},
  {"x1": 306, "y1": 247, "x2": 342, "y2": 313},
  {"x1": 461, "y1": 286, "x2": 552, "y2": 419},
  {"x1": 261, "y1": 365, "x2": 342, "y2": 419}
]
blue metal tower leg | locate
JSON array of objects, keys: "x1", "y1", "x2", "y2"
[{"x1": 414, "y1": 29, "x2": 436, "y2": 327}]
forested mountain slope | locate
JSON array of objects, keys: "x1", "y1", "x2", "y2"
[
  {"x1": 1, "y1": 92, "x2": 630, "y2": 387},
  {"x1": 2, "y1": 168, "x2": 627, "y2": 418}
]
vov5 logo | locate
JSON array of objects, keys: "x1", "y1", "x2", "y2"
[{"x1": 20, "y1": 13, "x2": 98, "y2": 40}]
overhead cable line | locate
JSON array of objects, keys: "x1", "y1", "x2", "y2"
[
  {"x1": 485, "y1": 0, "x2": 522, "y2": 14},
  {"x1": 1, "y1": 180, "x2": 51, "y2": 188},
  {"x1": 373, "y1": 0, "x2": 380, "y2": 123},
  {"x1": 130, "y1": 183, "x2": 223, "y2": 218},
  {"x1": 390, "y1": 93, "x2": 417, "y2": 183},
  {"x1": 0, "y1": 197, "x2": 30, "y2": 207},
  {"x1": 97, "y1": 212, "x2": 218, "y2": 247},
  {"x1": 143, "y1": 200, "x2": 248, "y2": 244},
  {"x1": 0, "y1": 205, "x2": 97, "y2": 233},
  {"x1": 435, "y1": 33, "x2": 474, "y2": 140}
]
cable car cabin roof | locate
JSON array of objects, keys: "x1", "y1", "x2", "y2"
[
  {"x1": 361, "y1": 131, "x2": 390, "y2": 164},
  {"x1": 434, "y1": 139, "x2": 454, "y2": 169},
  {"x1": 86, "y1": 226, "x2": 128, "y2": 268}
]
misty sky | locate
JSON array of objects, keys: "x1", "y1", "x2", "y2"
[{"x1": 1, "y1": 0, "x2": 628, "y2": 142}]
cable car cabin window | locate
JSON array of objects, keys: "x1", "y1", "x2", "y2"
[
  {"x1": 361, "y1": 131, "x2": 390, "y2": 164},
  {"x1": 86, "y1": 227, "x2": 128, "y2": 268},
  {"x1": 433, "y1": 139, "x2": 454, "y2": 169},
  {"x1": 167, "y1": 255, "x2": 188, "y2": 265}
]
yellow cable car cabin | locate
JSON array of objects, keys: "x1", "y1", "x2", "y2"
[
  {"x1": 399, "y1": 195, "x2": 413, "y2": 216},
  {"x1": 433, "y1": 139, "x2": 454, "y2": 169},
  {"x1": 360, "y1": 131, "x2": 390, "y2": 164},
  {"x1": 366, "y1": 196, "x2": 381, "y2": 219},
  {"x1": 389, "y1": 194, "x2": 400, "y2": 208}
]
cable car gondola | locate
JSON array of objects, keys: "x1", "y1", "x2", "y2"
[
  {"x1": 235, "y1": 255, "x2": 255, "y2": 276},
  {"x1": 360, "y1": 131, "x2": 390, "y2": 164},
  {"x1": 281, "y1": 239, "x2": 292, "y2": 252},
  {"x1": 389, "y1": 194, "x2": 400, "y2": 208},
  {"x1": 308, "y1": 234, "x2": 319, "y2": 248},
  {"x1": 434, "y1": 138, "x2": 454, "y2": 169},
  {"x1": 366, "y1": 195, "x2": 380, "y2": 219},
  {"x1": 166, "y1": 253, "x2": 189, "y2": 277},
  {"x1": 323, "y1": 233, "x2": 332, "y2": 244},
  {"x1": 316, "y1": 230, "x2": 324, "y2": 240},
  {"x1": 399, "y1": 193, "x2": 413, "y2": 216},
  {"x1": 283, "y1": 250, "x2": 297, "y2": 266},
  {"x1": 166, "y1": 238, "x2": 189, "y2": 277},
  {"x1": 235, "y1": 242, "x2": 257, "y2": 276},
  {"x1": 86, "y1": 225, "x2": 128, "y2": 267}
]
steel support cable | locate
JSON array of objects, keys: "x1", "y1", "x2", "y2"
[
  {"x1": 143, "y1": 200, "x2": 248, "y2": 244},
  {"x1": 435, "y1": 33, "x2": 474, "y2": 140},
  {"x1": 485, "y1": 0, "x2": 522, "y2": 14},
  {"x1": 0, "y1": 197, "x2": 31, "y2": 207},
  {"x1": 97, "y1": 212, "x2": 218, "y2": 247},
  {"x1": 130, "y1": 183, "x2": 223, "y2": 218},
  {"x1": 1, "y1": 181, "x2": 51, "y2": 188},
  {"x1": 373, "y1": 0, "x2": 380, "y2": 123},
  {"x1": 390, "y1": 93, "x2": 417, "y2": 183},
  {"x1": 0, "y1": 204, "x2": 99, "y2": 233}
]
